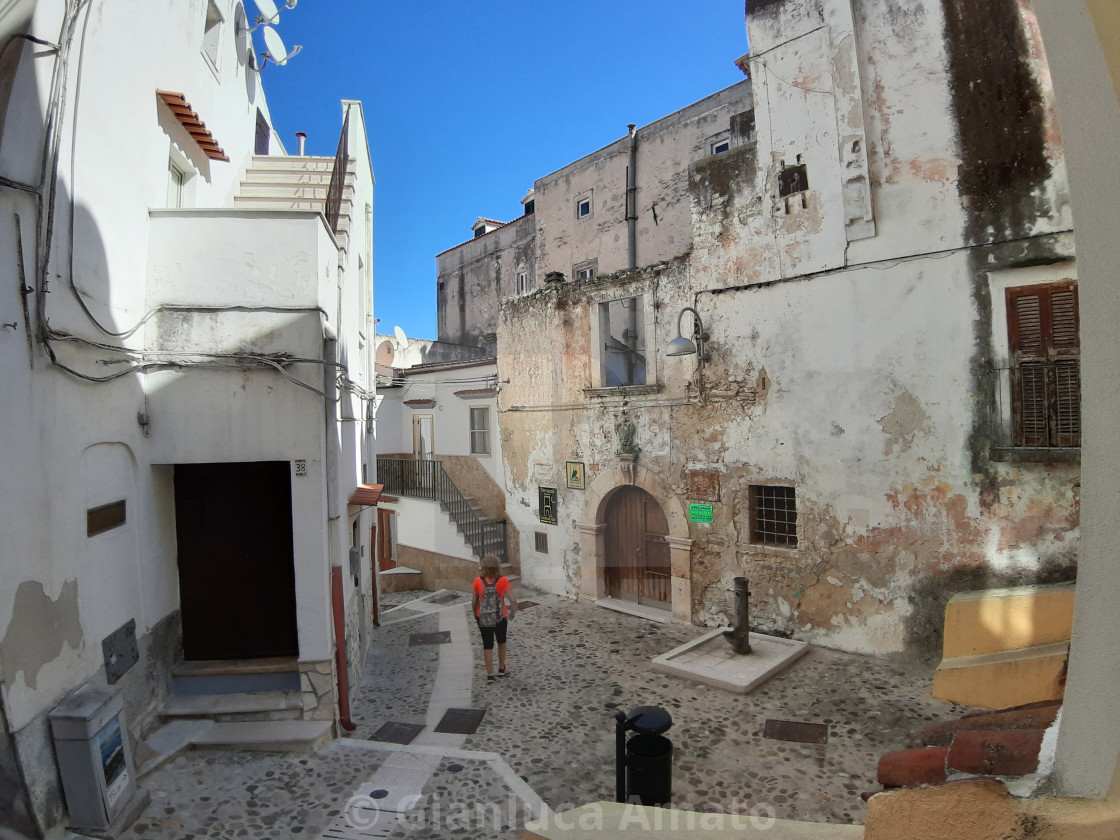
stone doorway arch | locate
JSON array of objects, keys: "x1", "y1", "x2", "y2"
[{"x1": 576, "y1": 460, "x2": 693, "y2": 623}]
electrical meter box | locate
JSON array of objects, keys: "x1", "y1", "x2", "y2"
[{"x1": 49, "y1": 684, "x2": 149, "y2": 837}]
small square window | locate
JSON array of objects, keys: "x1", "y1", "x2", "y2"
[
  {"x1": 574, "y1": 260, "x2": 597, "y2": 282},
  {"x1": 535, "y1": 531, "x2": 548, "y2": 554},
  {"x1": 470, "y1": 406, "x2": 490, "y2": 455},
  {"x1": 711, "y1": 140, "x2": 730, "y2": 155},
  {"x1": 749, "y1": 485, "x2": 797, "y2": 547},
  {"x1": 779, "y1": 160, "x2": 809, "y2": 197},
  {"x1": 576, "y1": 191, "x2": 593, "y2": 220}
]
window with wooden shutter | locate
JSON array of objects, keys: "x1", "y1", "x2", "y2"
[{"x1": 1006, "y1": 282, "x2": 1080, "y2": 447}]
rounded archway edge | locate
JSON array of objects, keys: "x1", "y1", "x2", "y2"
[
  {"x1": 576, "y1": 460, "x2": 693, "y2": 623},
  {"x1": 581, "y1": 461, "x2": 690, "y2": 540}
]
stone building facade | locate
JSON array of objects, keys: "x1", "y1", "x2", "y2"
[{"x1": 442, "y1": 0, "x2": 1080, "y2": 657}]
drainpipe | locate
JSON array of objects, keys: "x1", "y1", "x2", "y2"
[
  {"x1": 332, "y1": 567, "x2": 356, "y2": 731},
  {"x1": 324, "y1": 333, "x2": 356, "y2": 730},
  {"x1": 626, "y1": 124, "x2": 637, "y2": 270}
]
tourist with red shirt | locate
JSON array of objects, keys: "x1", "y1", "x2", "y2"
[{"x1": 471, "y1": 554, "x2": 518, "y2": 682}]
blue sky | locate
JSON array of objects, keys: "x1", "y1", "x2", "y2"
[{"x1": 261, "y1": 1, "x2": 749, "y2": 341}]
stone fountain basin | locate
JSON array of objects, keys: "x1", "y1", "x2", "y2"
[{"x1": 651, "y1": 628, "x2": 809, "y2": 693}]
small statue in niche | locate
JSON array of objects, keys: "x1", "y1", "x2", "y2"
[{"x1": 615, "y1": 415, "x2": 640, "y2": 456}]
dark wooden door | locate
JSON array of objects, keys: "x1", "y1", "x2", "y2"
[
  {"x1": 174, "y1": 462, "x2": 299, "y2": 661},
  {"x1": 377, "y1": 508, "x2": 395, "y2": 571},
  {"x1": 604, "y1": 486, "x2": 671, "y2": 608}
]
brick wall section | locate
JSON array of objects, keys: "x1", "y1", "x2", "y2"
[{"x1": 389, "y1": 545, "x2": 481, "y2": 594}]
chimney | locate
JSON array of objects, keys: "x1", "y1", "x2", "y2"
[{"x1": 295, "y1": 131, "x2": 307, "y2": 156}]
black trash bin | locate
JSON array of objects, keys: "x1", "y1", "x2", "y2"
[
  {"x1": 615, "y1": 705, "x2": 673, "y2": 806},
  {"x1": 625, "y1": 732, "x2": 672, "y2": 806}
]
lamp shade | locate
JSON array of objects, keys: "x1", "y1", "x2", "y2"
[{"x1": 666, "y1": 335, "x2": 698, "y2": 356}]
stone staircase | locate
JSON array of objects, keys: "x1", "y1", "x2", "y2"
[
  {"x1": 932, "y1": 582, "x2": 1074, "y2": 709},
  {"x1": 136, "y1": 657, "x2": 332, "y2": 773},
  {"x1": 233, "y1": 155, "x2": 356, "y2": 253}
]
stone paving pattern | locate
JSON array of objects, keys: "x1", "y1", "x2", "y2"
[{"x1": 125, "y1": 587, "x2": 974, "y2": 838}]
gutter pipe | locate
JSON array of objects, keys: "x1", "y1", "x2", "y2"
[
  {"x1": 324, "y1": 334, "x2": 356, "y2": 730},
  {"x1": 626, "y1": 124, "x2": 637, "y2": 269}
]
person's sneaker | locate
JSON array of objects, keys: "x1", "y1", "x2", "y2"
[
  {"x1": 487, "y1": 674, "x2": 497, "y2": 682},
  {"x1": 498, "y1": 666, "x2": 510, "y2": 677}
]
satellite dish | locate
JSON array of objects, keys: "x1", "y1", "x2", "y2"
[
  {"x1": 253, "y1": 0, "x2": 281, "y2": 24},
  {"x1": 262, "y1": 26, "x2": 288, "y2": 63},
  {"x1": 260, "y1": 26, "x2": 301, "y2": 67},
  {"x1": 393, "y1": 326, "x2": 409, "y2": 347}
]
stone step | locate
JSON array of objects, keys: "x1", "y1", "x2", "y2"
[
  {"x1": 232, "y1": 193, "x2": 353, "y2": 216},
  {"x1": 250, "y1": 154, "x2": 339, "y2": 171},
  {"x1": 170, "y1": 657, "x2": 302, "y2": 697},
  {"x1": 162, "y1": 690, "x2": 304, "y2": 719},
  {"x1": 932, "y1": 642, "x2": 1069, "y2": 710},
  {"x1": 243, "y1": 168, "x2": 355, "y2": 186},
  {"x1": 236, "y1": 182, "x2": 354, "y2": 201},
  {"x1": 942, "y1": 582, "x2": 1075, "y2": 659},
  {"x1": 190, "y1": 720, "x2": 333, "y2": 753}
]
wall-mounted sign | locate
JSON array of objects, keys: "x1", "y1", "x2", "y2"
[
  {"x1": 689, "y1": 503, "x2": 714, "y2": 524},
  {"x1": 295, "y1": 459, "x2": 307, "y2": 477},
  {"x1": 539, "y1": 487, "x2": 558, "y2": 525},
  {"x1": 565, "y1": 462, "x2": 586, "y2": 490}
]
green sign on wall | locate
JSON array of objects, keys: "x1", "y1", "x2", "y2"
[{"x1": 689, "y1": 503, "x2": 714, "y2": 523}]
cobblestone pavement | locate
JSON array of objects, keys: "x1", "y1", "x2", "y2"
[{"x1": 126, "y1": 587, "x2": 972, "y2": 839}]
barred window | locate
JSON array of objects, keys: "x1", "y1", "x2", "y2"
[
  {"x1": 534, "y1": 531, "x2": 548, "y2": 554},
  {"x1": 749, "y1": 485, "x2": 797, "y2": 547}
]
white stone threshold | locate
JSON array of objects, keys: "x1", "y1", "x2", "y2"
[{"x1": 594, "y1": 597, "x2": 681, "y2": 625}]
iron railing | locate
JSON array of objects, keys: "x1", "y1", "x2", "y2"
[
  {"x1": 377, "y1": 457, "x2": 508, "y2": 564},
  {"x1": 324, "y1": 107, "x2": 350, "y2": 235},
  {"x1": 987, "y1": 363, "x2": 1081, "y2": 449}
]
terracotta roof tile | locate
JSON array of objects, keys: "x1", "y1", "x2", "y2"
[{"x1": 157, "y1": 90, "x2": 229, "y2": 162}]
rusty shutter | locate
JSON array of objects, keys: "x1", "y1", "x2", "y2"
[{"x1": 1007, "y1": 282, "x2": 1080, "y2": 447}]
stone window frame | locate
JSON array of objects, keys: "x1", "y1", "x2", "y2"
[
  {"x1": 588, "y1": 291, "x2": 658, "y2": 391},
  {"x1": 573, "y1": 259, "x2": 597, "y2": 282},
  {"x1": 743, "y1": 482, "x2": 801, "y2": 557},
  {"x1": 707, "y1": 128, "x2": 732, "y2": 156},
  {"x1": 987, "y1": 262, "x2": 1081, "y2": 460},
  {"x1": 575, "y1": 189, "x2": 593, "y2": 221}
]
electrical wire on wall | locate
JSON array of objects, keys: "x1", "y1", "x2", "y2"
[{"x1": 2, "y1": 0, "x2": 369, "y2": 400}]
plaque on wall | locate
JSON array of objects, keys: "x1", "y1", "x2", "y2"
[{"x1": 539, "y1": 487, "x2": 558, "y2": 525}]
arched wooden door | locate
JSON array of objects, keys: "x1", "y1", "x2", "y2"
[{"x1": 604, "y1": 486, "x2": 671, "y2": 609}]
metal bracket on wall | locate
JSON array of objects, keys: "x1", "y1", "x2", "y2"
[{"x1": 102, "y1": 619, "x2": 140, "y2": 685}]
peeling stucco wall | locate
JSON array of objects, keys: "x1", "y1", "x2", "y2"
[
  {"x1": 0, "y1": 581, "x2": 83, "y2": 693},
  {"x1": 493, "y1": 0, "x2": 1078, "y2": 657}
]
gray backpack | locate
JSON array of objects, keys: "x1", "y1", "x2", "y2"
[{"x1": 478, "y1": 578, "x2": 502, "y2": 627}]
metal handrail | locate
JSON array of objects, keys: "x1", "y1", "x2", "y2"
[
  {"x1": 324, "y1": 107, "x2": 350, "y2": 235},
  {"x1": 376, "y1": 457, "x2": 508, "y2": 564}
]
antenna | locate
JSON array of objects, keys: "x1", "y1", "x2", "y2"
[
  {"x1": 393, "y1": 326, "x2": 409, "y2": 347},
  {"x1": 259, "y1": 26, "x2": 302, "y2": 68}
]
